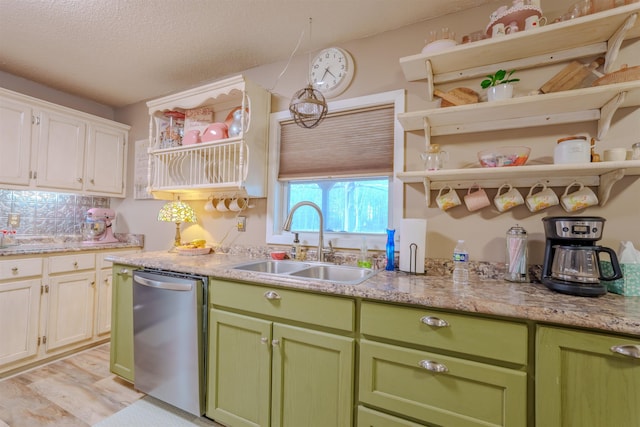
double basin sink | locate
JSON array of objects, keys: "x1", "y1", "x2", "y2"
[{"x1": 232, "y1": 260, "x2": 377, "y2": 285}]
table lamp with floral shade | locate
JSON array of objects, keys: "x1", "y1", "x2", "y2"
[{"x1": 157, "y1": 198, "x2": 197, "y2": 247}]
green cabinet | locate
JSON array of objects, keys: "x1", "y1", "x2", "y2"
[
  {"x1": 536, "y1": 326, "x2": 640, "y2": 427},
  {"x1": 109, "y1": 264, "x2": 135, "y2": 382},
  {"x1": 358, "y1": 301, "x2": 529, "y2": 427},
  {"x1": 207, "y1": 279, "x2": 355, "y2": 427}
]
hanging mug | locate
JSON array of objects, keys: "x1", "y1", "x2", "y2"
[
  {"x1": 494, "y1": 184, "x2": 524, "y2": 212},
  {"x1": 216, "y1": 198, "x2": 231, "y2": 212},
  {"x1": 561, "y1": 182, "x2": 599, "y2": 212},
  {"x1": 436, "y1": 185, "x2": 461, "y2": 211},
  {"x1": 228, "y1": 197, "x2": 249, "y2": 212},
  {"x1": 204, "y1": 197, "x2": 216, "y2": 212},
  {"x1": 525, "y1": 183, "x2": 559, "y2": 212},
  {"x1": 464, "y1": 184, "x2": 491, "y2": 211}
]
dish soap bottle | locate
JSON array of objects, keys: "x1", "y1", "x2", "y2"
[
  {"x1": 358, "y1": 238, "x2": 372, "y2": 268},
  {"x1": 291, "y1": 233, "x2": 300, "y2": 260},
  {"x1": 385, "y1": 229, "x2": 396, "y2": 271}
]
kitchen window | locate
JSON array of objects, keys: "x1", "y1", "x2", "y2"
[{"x1": 266, "y1": 90, "x2": 405, "y2": 250}]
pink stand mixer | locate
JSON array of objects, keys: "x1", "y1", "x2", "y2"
[{"x1": 82, "y1": 208, "x2": 119, "y2": 244}]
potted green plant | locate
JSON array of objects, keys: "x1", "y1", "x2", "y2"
[{"x1": 481, "y1": 69, "x2": 520, "y2": 101}]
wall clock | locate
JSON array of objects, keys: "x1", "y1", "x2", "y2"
[{"x1": 310, "y1": 47, "x2": 355, "y2": 98}]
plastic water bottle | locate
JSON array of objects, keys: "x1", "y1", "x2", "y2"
[{"x1": 452, "y1": 240, "x2": 469, "y2": 285}]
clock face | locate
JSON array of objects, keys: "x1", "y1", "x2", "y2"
[{"x1": 310, "y1": 47, "x2": 355, "y2": 98}]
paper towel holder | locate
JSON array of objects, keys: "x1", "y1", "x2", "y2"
[{"x1": 409, "y1": 243, "x2": 418, "y2": 275}]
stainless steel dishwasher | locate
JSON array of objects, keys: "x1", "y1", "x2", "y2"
[{"x1": 132, "y1": 269, "x2": 207, "y2": 416}]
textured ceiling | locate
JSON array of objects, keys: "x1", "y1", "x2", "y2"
[{"x1": 0, "y1": 0, "x2": 494, "y2": 108}]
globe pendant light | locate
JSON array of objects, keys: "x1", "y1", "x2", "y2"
[{"x1": 289, "y1": 18, "x2": 328, "y2": 129}]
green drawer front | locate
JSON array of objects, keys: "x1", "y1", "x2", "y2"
[
  {"x1": 357, "y1": 406, "x2": 426, "y2": 427},
  {"x1": 359, "y1": 340, "x2": 527, "y2": 427},
  {"x1": 361, "y1": 301, "x2": 528, "y2": 365},
  {"x1": 210, "y1": 279, "x2": 355, "y2": 332}
]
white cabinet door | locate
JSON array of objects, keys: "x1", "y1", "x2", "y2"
[
  {"x1": 85, "y1": 123, "x2": 127, "y2": 196},
  {"x1": 45, "y1": 272, "x2": 95, "y2": 351},
  {"x1": 0, "y1": 96, "x2": 33, "y2": 186},
  {"x1": 0, "y1": 279, "x2": 41, "y2": 367},
  {"x1": 95, "y1": 268, "x2": 112, "y2": 336},
  {"x1": 35, "y1": 109, "x2": 86, "y2": 191}
]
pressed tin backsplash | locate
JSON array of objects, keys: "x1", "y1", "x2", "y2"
[{"x1": 0, "y1": 189, "x2": 109, "y2": 236}]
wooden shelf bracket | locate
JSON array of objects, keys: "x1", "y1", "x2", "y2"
[
  {"x1": 425, "y1": 59, "x2": 434, "y2": 101},
  {"x1": 422, "y1": 178, "x2": 432, "y2": 206},
  {"x1": 598, "y1": 169, "x2": 625, "y2": 206},
  {"x1": 604, "y1": 12, "x2": 638, "y2": 73},
  {"x1": 597, "y1": 91, "x2": 627, "y2": 139}
]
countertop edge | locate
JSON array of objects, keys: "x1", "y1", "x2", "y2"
[{"x1": 106, "y1": 252, "x2": 640, "y2": 338}]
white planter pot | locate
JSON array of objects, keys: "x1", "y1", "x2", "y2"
[{"x1": 487, "y1": 84, "x2": 514, "y2": 102}]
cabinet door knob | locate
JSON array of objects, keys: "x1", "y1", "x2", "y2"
[
  {"x1": 610, "y1": 345, "x2": 640, "y2": 359},
  {"x1": 264, "y1": 290, "x2": 281, "y2": 300},
  {"x1": 272, "y1": 339, "x2": 280, "y2": 347},
  {"x1": 118, "y1": 268, "x2": 130, "y2": 276},
  {"x1": 73, "y1": 261, "x2": 78, "y2": 268},
  {"x1": 420, "y1": 316, "x2": 449, "y2": 327},
  {"x1": 419, "y1": 359, "x2": 449, "y2": 373},
  {"x1": 77, "y1": 178, "x2": 83, "y2": 183},
  {"x1": 260, "y1": 337, "x2": 268, "y2": 344}
]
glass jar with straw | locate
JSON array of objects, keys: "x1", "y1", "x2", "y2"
[{"x1": 506, "y1": 225, "x2": 529, "y2": 282}]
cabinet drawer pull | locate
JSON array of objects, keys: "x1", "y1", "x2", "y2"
[
  {"x1": 264, "y1": 290, "x2": 281, "y2": 300},
  {"x1": 419, "y1": 359, "x2": 448, "y2": 373},
  {"x1": 11, "y1": 267, "x2": 18, "y2": 274},
  {"x1": 73, "y1": 261, "x2": 79, "y2": 268},
  {"x1": 610, "y1": 345, "x2": 640, "y2": 359},
  {"x1": 117, "y1": 268, "x2": 130, "y2": 276},
  {"x1": 420, "y1": 316, "x2": 449, "y2": 327}
]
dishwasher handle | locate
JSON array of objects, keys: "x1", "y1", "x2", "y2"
[{"x1": 134, "y1": 274, "x2": 193, "y2": 291}]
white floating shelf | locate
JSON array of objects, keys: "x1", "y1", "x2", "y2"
[{"x1": 400, "y1": 4, "x2": 640, "y2": 83}]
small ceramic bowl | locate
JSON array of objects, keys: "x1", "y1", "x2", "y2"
[
  {"x1": 182, "y1": 130, "x2": 200, "y2": 145},
  {"x1": 201, "y1": 123, "x2": 228, "y2": 142},
  {"x1": 270, "y1": 251, "x2": 287, "y2": 260}
]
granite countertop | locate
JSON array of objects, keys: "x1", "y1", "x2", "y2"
[
  {"x1": 106, "y1": 250, "x2": 640, "y2": 337},
  {"x1": 0, "y1": 234, "x2": 144, "y2": 256}
]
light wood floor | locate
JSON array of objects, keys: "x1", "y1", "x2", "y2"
[{"x1": 0, "y1": 343, "x2": 144, "y2": 427}]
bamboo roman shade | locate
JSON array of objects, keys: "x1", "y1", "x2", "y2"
[{"x1": 278, "y1": 105, "x2": 394, "y2": 180}]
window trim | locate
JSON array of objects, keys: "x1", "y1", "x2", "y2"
[{"x1": 266, "y1": 90, "x2": 405, "y2": 251}]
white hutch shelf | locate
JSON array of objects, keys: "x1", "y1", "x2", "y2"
[{"x1": 146, "y1": 75, "x2": 270, "y2": 201}]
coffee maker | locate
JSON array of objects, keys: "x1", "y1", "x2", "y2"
[{"x1": 542, "y1": 216, "x2": 623, "y2": 297}]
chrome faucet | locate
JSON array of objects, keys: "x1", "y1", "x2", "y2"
[{"x1": 283, "y1": 201, "x2": 327, "y2": 263}]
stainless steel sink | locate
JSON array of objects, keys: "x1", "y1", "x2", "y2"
[
  {"x1": 232, "y1": 260, "x2": 309, "y2": 274},
  {"x1": 232, "y1": 260, "x2": 376, "y2": 285},
  {"x1": 289, "y1": 264, "x2": 377, "y2": 284}
]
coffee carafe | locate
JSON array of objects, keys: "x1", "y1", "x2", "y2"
[{"x1": 541, "y1": 216, "x2": 623, "y2": 296}]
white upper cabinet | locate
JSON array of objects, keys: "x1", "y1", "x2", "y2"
[
  {"x1": 85, "y1": 124, "x2": 127, "y2": 195},
  {"x1": 0, "y1": 96, "x2": 33, "y2": 186},
  {"x1": 0, "y1": 87, "x2": 130, "y2": 197},
  {"x1": 35, "y1": 108, "x2": 86, "y2": 191},
  {"x1": 146, "y1": 75, "x2": 271, "y2": 200}
]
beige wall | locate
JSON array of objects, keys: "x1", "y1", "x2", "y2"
[{"x1": 3, "y1": 0, "x2": 639, "y2": 262}]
